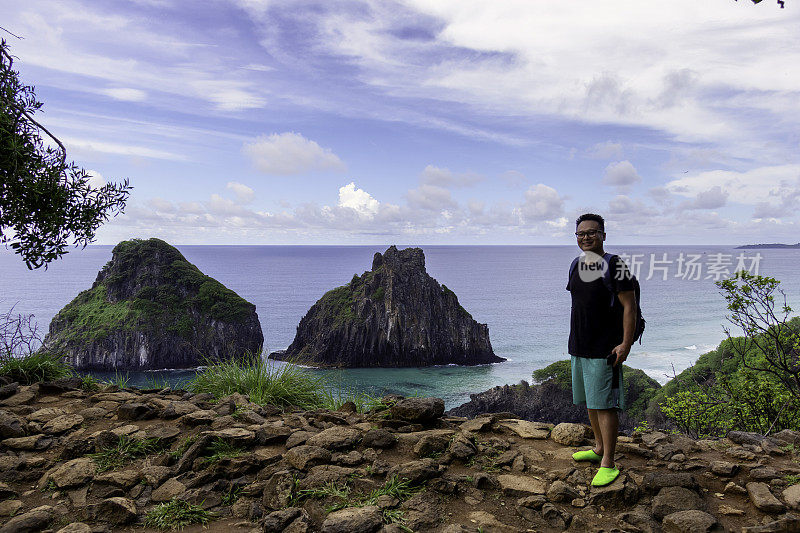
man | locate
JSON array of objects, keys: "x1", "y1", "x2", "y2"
[{"x1": 566, "y1": 213, "x2": 636, "y2": 487}]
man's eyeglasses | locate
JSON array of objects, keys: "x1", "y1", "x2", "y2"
[{"x1": 575, "y1": 230, "x2": 603, "y2": 238}]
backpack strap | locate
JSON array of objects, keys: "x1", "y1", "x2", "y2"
[
  {"x1": 602, "y1": 253, "x2": 617, "y2": 306},
  {"x1": 567, "y1": 256, "x2": 580, "y2": 291}
]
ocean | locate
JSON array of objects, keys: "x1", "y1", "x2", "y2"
[{"x1": 2, "y1": 244, "x2": 798, "y2": 410}]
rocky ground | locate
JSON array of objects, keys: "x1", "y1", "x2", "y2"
[{"x1": 1, "y1": 377, "x2": 800, "y2": 532}]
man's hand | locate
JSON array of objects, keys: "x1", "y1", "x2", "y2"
[
  {"x1": 614, "y1": 290, "x2": 636, "y2": 367},
  {"x1": 611, "y1": 342, "x2": 631, "y2": 367}
]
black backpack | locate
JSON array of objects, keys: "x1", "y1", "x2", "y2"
[{"x1": 568, "y1": 252, "x2": 646, "y2": 344}]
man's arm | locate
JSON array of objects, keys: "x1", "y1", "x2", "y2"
[{"x1": 611, "y1": 290, "x2": 636, "y2": 366}]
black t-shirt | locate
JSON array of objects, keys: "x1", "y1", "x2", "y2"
[{"x1": 567, "y1": 255, "x2": 635, "y2": 358}]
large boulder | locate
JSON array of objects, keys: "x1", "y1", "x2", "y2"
[
  {"x1": 42, "y1": 238, "x2": 263, "y2": 370},
  {"x1": 269, "y1": 246, "x2": 503, "y2": 367},
  {"x1": 390, "y1": 397, "x2": 445, "y2": 423}
]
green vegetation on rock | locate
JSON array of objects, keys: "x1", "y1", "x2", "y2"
[
  {"x1": 51, "y1": 238, "x2": 254, "y2": 345},
  {"x1": 58, "y1": 285, "x2": 139, "y2": 342},
  {"x1": 293, "y1": 473, "x2": 420, "y2": 528},
  {"x1": 441, "y1": 284, "x2": 472, "y2": 319},
  {"x1": 145, "y1": 498, "x2": 212, "y2": 530},
  {"x1": 320, "y1": 285, "x2": 361, "y2": 327},
  {"x1": 314, "y1": 264, "x2": 393, "y2": 328},
  {"x1": 532, "y1": 360, "x2": 572, "y2": 388},
  {"x1": 89, "y1": 435, "x2": 167, "y2": 472},
  {"x1": 532, "y1": 359, "x2": 660, "y2": 423}
]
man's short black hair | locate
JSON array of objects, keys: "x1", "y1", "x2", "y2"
[{"x1": 575, "y1": 213, "x2": 605, "y2": 231}]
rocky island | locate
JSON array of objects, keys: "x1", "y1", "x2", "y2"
[
  {"x1": 736, "y1": 243, "x2": 800, "y2": 249},
  {"x1": 270, "y1": 245, "x2": 503, "y2": 367},
  {"x1": 42, "y1": 238, "x2": 263, "y2": 370}
]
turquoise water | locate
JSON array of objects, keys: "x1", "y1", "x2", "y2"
[{"x1": 2, "y1": 245, "x2": 798, "y2": 409}]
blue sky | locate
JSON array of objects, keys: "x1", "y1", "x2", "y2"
[{"x1": 3, "y1": 0, "x2": 800, "y2": 245}]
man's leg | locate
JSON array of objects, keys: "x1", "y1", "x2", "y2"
[
  {"x1": 587, "y1": 407, "x2": 603, "y2": 456},
  {"x1": 595, "y1": 408, "x2": 619, "y2": 468}
]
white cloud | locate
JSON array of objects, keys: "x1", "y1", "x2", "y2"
[
  {"x1": 338, "y1": 182, "x2": 380, "y2": 218},
  {"x1": 608, "y1": 195, "x2": 639, "y2": 214},
  {"x1": 62, "y1": 137, "x2": 185, "y2": 160},
  {"x1": 224, "y1": 0, "x2": 800, "y2": 160},
  {"x1": 500, "y1": 170, "x2": 526, "y2": 187},
  {"x1": 603, "y1": 160, "x2": 641, "y2": 189},
  {"x1": 9, "y1": 4, "x2": 267, "y2": 114},
  {"x1": 687, "y1": 186, "x2": 729, "y2": 210},
  {"x1": 190, "y1": 81, "x2": 267, "y2": 111},
  {"x1": 148, "y1": 197, "x2": 175, "y2": 213},
  {"x1": 665, "y1": 165, "x2": 800, "y2": 205},
  {"x1": 227, "y1": 181, "x2": 255, "y2": 204},
  {"x1": 85, "y1": 170, "x2": 105, "y2": 188},
  {"x1": 520, "y1": 184, "x2": 564, "y2": 221},
  {"x1": 406, "y1": 184, "x2": 457, "y2": 211},
  {"x1": 100, "y1": 88, "x2": 147, "y2": 102},
  {"x1": 420, "y1": 165, "x2": 482, "y2": 187},
  {"x1": 586, "y1": 141, "x2": 623, "y2": 160},
  {"x1": 208, "y1": 194, "x2": 244, "y2": 216},
  {"x1": 242, "y1": 132, "x2": 346, "y2": 175}
]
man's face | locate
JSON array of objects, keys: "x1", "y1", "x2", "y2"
[{"x1": 576, "y1": 220, "x2": 605, "y2": 254}]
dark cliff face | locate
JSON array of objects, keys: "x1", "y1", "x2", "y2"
[
  {"x1": 43, "y1": 238, "x2": 263, "y2": 370},
  {"x1": 270, "y1": 245, "x2": 503, "y2": 368}
]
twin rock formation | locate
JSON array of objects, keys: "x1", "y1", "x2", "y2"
[{"x1": 45, "y1": 241, "x2": 500, "y2": 370}]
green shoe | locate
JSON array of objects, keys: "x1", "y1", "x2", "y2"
[
  {"x1": 572, "y1": 449, "x2": 603, "y2": 463},
  {"x1": 591, "y1": 466, "x2": 620, "y2": 487}
]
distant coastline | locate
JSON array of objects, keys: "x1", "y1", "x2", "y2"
[{"x1": 736, "y1": 242, "x2": 800, "y2": 249}]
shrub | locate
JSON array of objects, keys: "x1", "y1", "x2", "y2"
[
  {"x1": 532, "y1": 360, "x2": 571, "y2": 388},
  {"x1": 659, "y1": 390, "x2": 729, "y2": 438},
  {"x1": 653, "y1": 273, "x2": 800, "y2": 437},
  {"x1": 717, "y1": 271, "x2": 800, "y2": 401}
]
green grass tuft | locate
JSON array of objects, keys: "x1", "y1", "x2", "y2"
[
  {"x1": 292, "y1": 474, "x2": 421, "y2": 526},
  {"x1": 169, "y1": 435, "x2": 198, "y2": 460},
  {"x1": 188, "y1": 354, "x2": 390, "y2": 413},
  {"x1": 189, "y1": 355, "x2": 330, "y2": 409},
  {"x1": 0, "y1": 351, "x2": 73, "y2": 384},
  {"x1": 144, "y1": 373, "x2": 170, "y2": 390},
  {"x1": 145, "y1": 498, "x2": 212, "y2": 530},
  {"x1": 203, "y1": 438, "x2": 244, "y2": 465},
  {"x1": 101, "y1": 371, "x2": 130, "y2": 389},
  {"x1": 80, "y1": 374, "x2": 101, "y2": 391},
  {"x1": 89, "y1": 435, "x2": 165, "y2": 472},
  {"x1": 221, "y1": 485, "x2": 242, "y2": 506}
]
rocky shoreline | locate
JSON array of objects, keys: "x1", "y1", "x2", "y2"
[{"x1": 1, "y1": 377, "x2": 799, "y2": 532}]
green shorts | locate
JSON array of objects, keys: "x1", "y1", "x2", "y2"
[{"x1": 571, "y1": 355, "x2": 625, "y2": 410}]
